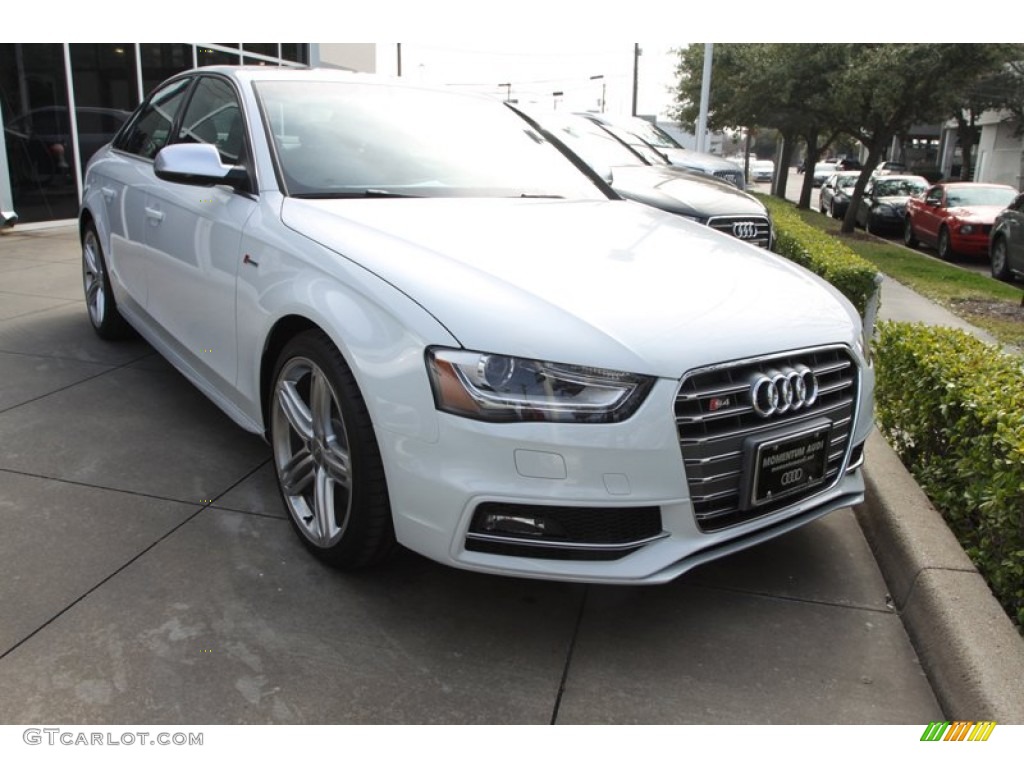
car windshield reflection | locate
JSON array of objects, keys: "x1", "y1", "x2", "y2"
[{"x1": 254, "y1": 80, "x2": 605, "y2": 200}]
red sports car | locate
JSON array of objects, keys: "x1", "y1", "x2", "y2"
[{"x1": 904, "y1": 182, "x2": 1018, "y2": 259}]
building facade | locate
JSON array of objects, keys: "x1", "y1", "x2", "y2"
[{"x1": 0, "y1": 43, "x2": 375, "y2": 228}]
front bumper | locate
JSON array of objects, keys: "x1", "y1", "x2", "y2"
[
  {"x1": 950, "y1": 230, "x2": 991, "y2": 257},
  {"x1": 380, "y1": 366, "x2": 872, "y2": 584}
]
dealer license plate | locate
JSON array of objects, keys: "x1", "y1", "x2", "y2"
[{"x1": 750, "y1": 425, "x2": 831, "y2": 507}]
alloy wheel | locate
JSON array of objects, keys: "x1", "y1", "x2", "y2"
[{"x1": 272, "y1": 357, "x2": 354, "y2": 549}]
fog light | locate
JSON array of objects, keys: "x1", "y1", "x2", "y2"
[{"x1": 479, "y1": 513, "x2": 566, "y2": 539}]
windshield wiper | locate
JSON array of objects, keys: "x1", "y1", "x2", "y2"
[{"x1": 291, "y1": 189, "x2": 425, "y2": 199}]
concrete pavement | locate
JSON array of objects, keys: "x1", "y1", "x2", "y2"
[{"x1": 0, "y1": 221, "x2": 1016, "y2": 723}]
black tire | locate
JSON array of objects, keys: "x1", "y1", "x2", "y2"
[
  {"x1": 990, "y1": 236, "x2": 1012, "y2": 282},
  {"x1": 866, "y1": 214, "x2": 876, "y2": 235},
  {"x1": 81, "y1": 224, "x2": 133, "y2": 340},
  {"x1": 829, "y1": 200, "x2": 838, "y2": 219},
  {"x1": 937, "y1": 227, "x2": 954, "y2": 261},
  {"x1": 269, "y1": 329, "x2": 394, "y2": 570},
  {"x1": 903, "y1": 217, "x2": 918, "y2": 248}
]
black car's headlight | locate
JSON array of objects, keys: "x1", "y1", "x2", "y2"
[{"x1": 426, "y1": 348, "x2": 654, "y2": 423}]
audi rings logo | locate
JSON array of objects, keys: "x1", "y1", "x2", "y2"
[
  {"x1": 750, "y1": 366, "x2": 819, "y2": 417},
  {"x1": 780, "y1": 468, "x2": 805, "y2": 486},
  {"x1": 732, "y1": 221, "x2": 759, "y2": 240}
]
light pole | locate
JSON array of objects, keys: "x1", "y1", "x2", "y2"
[
  {"x1": 631, "y1": 44, "x2": 641, "y2": 116},
  {"x1": 589, "y1": 74, "x2": 605, "y2": 113},
  {"x1": 498, "y1": 82, "x2": 511, "y2": 102},
  {"x1": 552, "y1": 91, "x2": 564, "y2": 110}
]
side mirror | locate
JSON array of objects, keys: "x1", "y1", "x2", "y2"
[{"x1": 154, "y1": 143, "x2": 248, "y2": 189}]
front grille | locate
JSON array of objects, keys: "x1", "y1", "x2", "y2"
[
  {"x1": 674, "y1": 346, "x2": 859, "y2": 532},
  {"x1": 465, "y1": 503, "x2": 664, "y2": 560},
  {"x1": 713, "y1": 169, "x2": 745, "y2": 188},
  {"x1": 707, "y1": 215, "x2": 772, "y2": 249}
]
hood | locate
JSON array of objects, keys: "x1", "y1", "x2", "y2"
[
  {"x1": 946, "y1": 205, "x2": 1006, "y2": 222},
  {"x1": 608, "y1": 165, "x2": 767, "y2": 220},
  {"x1": 281, "y1": 197, "x2": 859, "y2": 379},
  {"x1": 660, "y1": 147, "x2": 744, "y2": 173},
  {"x1": 875, "y1": 195, "x2": 914, "y2": 207}
]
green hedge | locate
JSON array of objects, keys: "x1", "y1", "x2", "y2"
[
  {"x1": 758, "y1": 194, "x2": 880, "y2": 317},
  {"x1": 874, "y1": 321, "x2": 1024, "y2": 630}
]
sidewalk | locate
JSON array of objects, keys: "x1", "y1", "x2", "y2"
[{"x1": 858, "y1": 272, "x2": 1024, "y2": 720}]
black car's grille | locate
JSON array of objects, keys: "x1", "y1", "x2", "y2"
[
  {"x1": 707, "y1": 215, "x2": 772, "y2": 249},
  {"x1": 713, "y1": 170, "x2": 745, "y2": 188},
  {"x1": 674, "y1": 347, "x2": 859, "y2": 532}
]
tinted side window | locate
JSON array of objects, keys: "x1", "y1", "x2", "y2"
[
  {"x1": 925, "y1": 188, "x2": 943, "y2": 205},
  {"x1": 116, "y1": 78, "x2": 191, "y2": 160},
  {"x1": 175, "y1": 77, "x2": 246, "y2": 166}
]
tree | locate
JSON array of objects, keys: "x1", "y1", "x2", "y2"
[
  {"x1": 671, "y1": 44, "x2": 851, "y2": 205},
  {"x1": 831, "y1": 44, "x2": 1016, "y2": 233}
]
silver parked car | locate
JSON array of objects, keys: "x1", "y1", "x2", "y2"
[
  {"x1": 578, "y1": 112, "x2": 747, "y2": 190},
  {"x1": 79, "y1": 67, "x2": 873, "y2": 583},
  {"x1": 522, "y1": 110, "x2": 773, "y2": 248}
]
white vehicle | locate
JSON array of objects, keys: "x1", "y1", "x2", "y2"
[{"x1": 80, "y1": 67, "x2": 873, "y2": 584}]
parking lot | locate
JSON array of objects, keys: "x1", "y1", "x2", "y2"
[{"x1": 0, "y1": 224, "x2": 944, "y2": 724}]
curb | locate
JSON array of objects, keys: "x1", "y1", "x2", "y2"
[{"x1": 854, "y1": 430, "x2": 1024, "y2": 722}]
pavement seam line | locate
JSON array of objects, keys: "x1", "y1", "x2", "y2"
[
  {"x1": 0, "y1": 456, "x2": 270, "y2": 508},
  {"x1": 549, "y1": 585, "x2": 589, "y2": 725},
  {"x1": 0, "y1": 349, "x2": 160, "y2": 416},
  {"x1": 687, "y1": 581, "x2": 896, "y2": 615},
  {"x1": 0, "y1": 464, "x2": 274, "y2": 663}
]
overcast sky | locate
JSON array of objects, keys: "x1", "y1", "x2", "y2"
[{"x1": 376, "y1": 43, "x2": 682, "y2": 118}]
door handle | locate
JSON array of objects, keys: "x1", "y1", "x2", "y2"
[
  {"x1": 101, "y1": 187, "x2": 116, "y2": 203},
  {"x1": 144, "y1": 206, "x2": 164, "y2": 223}
]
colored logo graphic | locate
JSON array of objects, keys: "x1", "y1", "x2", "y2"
[{"x1": 920, "y1": 721, "x2": 996, "y2": 742}]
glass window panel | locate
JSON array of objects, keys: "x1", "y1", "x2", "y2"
[
  {"x1": 141, "y1": 43, "x2": 193, "y2": 96},
  {"x1": 243, "y1": 44, "x2": 277, "y2": 57},
  {"x1": 198, "y1": 47, "x2": 240, "y2": 67},
  {"x1": 280, "y1": 44, "x2": 308, "y2": 64},
  {"x1": 0, "y1": 43, "x2": 79, "y2": 222},
  {"x1": 69, "y1": 44, "x2": 137, "y2": 174}
]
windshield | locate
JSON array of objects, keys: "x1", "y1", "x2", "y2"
[
  {"x1": 945, "y1": 186, "x2": 1017, "y2": 207},
  {"x1": 874, "y1": 178, "x2": 927, "y2": 197},
  {"x1": 612, "y1": 117, "x2": 681, "y2": 150},
  {"x1": 254, "y1": 80, "x2": 605, "y2": 199},
  {"x1": 532, "y1": 113, "x2": 646, "y2": 170},
  {"x1": 836, "y1": 175, "x2": 858, "y2": 189}
]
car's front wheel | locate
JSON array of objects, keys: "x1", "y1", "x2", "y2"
[
  {"x1": 991, "y1": 236, "x2": 1013, "y2": 282},
  {"x1": 82, "y1": 224, "x2": 133, "y2": 340},
  {"x1": 903, "y1": 217, "x2": 918, "y2": 248},
  {"x1": 269, "y1": 330, "x2": 394, "y2": 569},
  {"x1": 937, "y1": 227, "x2": 954, "y2": 261}
]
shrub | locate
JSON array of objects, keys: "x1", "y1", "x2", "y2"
[
  {"x1": 759, "y1": 194, "x2": 880, "y2": 317},
  {"x1": 874, "y1": 321, "x2": 1024, "y2": 630}
]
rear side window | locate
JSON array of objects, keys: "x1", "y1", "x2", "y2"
[{"x1": 115, "y1": 78, "x2": 191, "y2": 160}]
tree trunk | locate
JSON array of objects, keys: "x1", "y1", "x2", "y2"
[
  {"x1": 773, "y1": 130, "x2": 796, "y2": 199},
  {"x1": 841, "y1": 139, "x2": 887, "y2": 234},
  {"x1": 956, "y1": 113, "x2": 979, "y2": 181},
  {"x1": 798, "y1": 130, "x2": 820, "y2": 210}
]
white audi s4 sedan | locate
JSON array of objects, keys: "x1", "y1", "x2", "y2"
[{"x1": 79, "y1": 67, "x2": 874, "y2": 584}]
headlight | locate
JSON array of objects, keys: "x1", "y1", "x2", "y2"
[
  {"x1": 960, "y1": 223, "x2": 976, "y2": 234},
  {"x1": 875, "y1": 204, "x2": 895, "y2": 215},
  {"x1": 426, "y1": 348, "x2": 654, "y2": 423}
]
